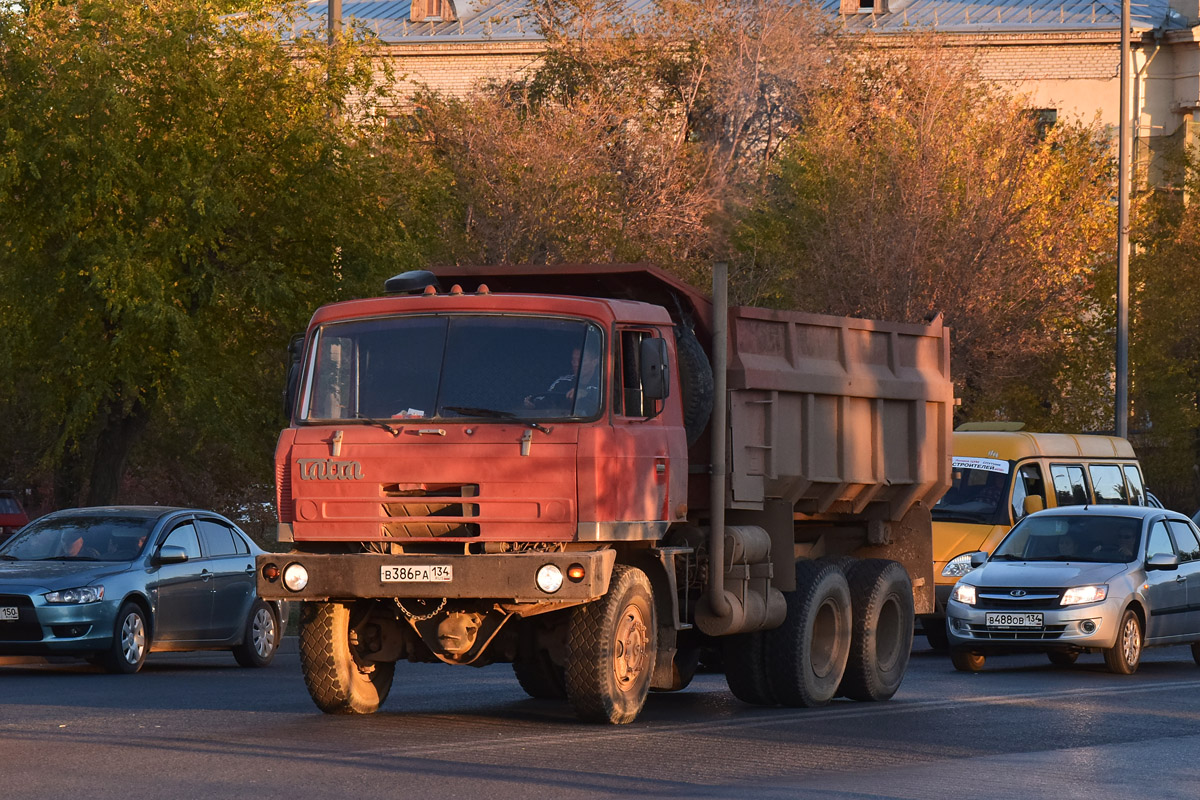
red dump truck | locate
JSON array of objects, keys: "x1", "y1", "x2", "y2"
[{"x1": 257, "y1": 263, "x2": 952, "y2": 723}]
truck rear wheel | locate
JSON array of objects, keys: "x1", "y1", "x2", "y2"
[
  {"x1": 722, "y1": 631, "x2": 775, "y2": 705},
  {"x1": 838, "y1": 559, "x2": 913, "y2": 702},
  {"x1": 565, "y1": 565, "x2": 656, "y2": 724},
  {"x1": 299, "y1": 601, "x2": 395, "y2": 715},
  {"x1": 766, "y1": 560, "x2": 852, "y2": 707}
]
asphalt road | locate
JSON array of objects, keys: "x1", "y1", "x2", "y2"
[{"x1": 3, "y1": 639, "x2": 1200, "y2": 799}]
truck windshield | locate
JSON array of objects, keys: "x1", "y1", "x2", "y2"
[
  {"x1": 300, "y1": 315, "x2": 605, "y2": 423},
  {"x1": 932, "y1": 462, "x2": 1013, "y2": 526}
]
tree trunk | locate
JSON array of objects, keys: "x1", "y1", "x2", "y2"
[
  {"x1": 85, "y1": 395, "x2": 152, "y2": 506},
  {"x1": 53, "y1": 437, "x2": 85, "y2": 510}
]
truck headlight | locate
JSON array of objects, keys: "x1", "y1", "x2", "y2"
[
  {"x1": 942, "y1": 553, "x2": 979, "y2": 578},
  {"x1": 44, "y1": 586, "x2": 104, "y2": 604},
  {"x1": 283, "y1": 563, "x2": 309, "y2": 592},
  {"x1": 535, "y1": 564, "x2": 563, "y2": 594},
  {"x1": 1061, "y1": 585, "x2": 1107, "y2": 606},
  {"x1": 951, "y1": 583, "x2": 977, "y2": 606}
]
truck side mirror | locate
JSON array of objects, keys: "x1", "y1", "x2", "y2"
[
  {"x1": 640, "y1": 338, "x2": 670, "y2": 400},
  {"x1": 283, "y1": 333, "x2": 305, "y2": 419},
  {"x1": 1023, "y1": 495, "x2": 1045, "y2": 516}
]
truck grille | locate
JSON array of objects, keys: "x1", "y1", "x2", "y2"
[{"x1": 381, "y1": 483, "x2": 480, "y2": 537}]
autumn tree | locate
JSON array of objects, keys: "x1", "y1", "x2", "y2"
[
  {"x1": 0, "y1": 1, "x2": 419, "y2": 509},
  {"x1": 731, "y1": 39, "x2": 1116, "y2": 428}
]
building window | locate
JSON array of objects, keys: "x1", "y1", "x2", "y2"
[
  {"x1": 840, "y1": 0, "x2": 888, "y2": 13},
  {"x1": 1028, "y1": 108, "x2": 1058, "y2": 139},
  {"x1": 411, "y1": 0, "x2": 457, "y2": 23}
]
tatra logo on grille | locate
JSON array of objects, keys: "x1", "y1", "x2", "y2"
[
  {"x1": 297, "y1": 458, "x2": 364, "y2": 480},
  {"x1": 1009, "y1": 589, "x2": 1027, "y2": 597}
]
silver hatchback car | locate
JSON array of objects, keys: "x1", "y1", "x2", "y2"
[{"x1": 946, "y1": 505, "x2": 1200, "y2": 673}]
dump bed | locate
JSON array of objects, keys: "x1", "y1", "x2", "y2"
[{"x1": 726, "y1": 305, "x2": 952, "y2": 522}]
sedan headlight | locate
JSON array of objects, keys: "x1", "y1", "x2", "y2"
[
  {"x1": 942, "y1": 553, "x2": 979, "y2": 578},
  {"x1": 1061, "y1": 585, "x2": 1108, "y2": 606},
  {"x1": 951, "y1": 583, "x2": 977, "y2": 606},
  {"x1": 44, "y1": 586, "x2": 104, "y2": 604}
]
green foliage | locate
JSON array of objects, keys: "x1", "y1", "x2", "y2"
[{"x1": 0, "y1": 1, "x2": 419, "y2": 507}]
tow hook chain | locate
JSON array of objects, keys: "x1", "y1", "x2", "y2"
[{"x1": 395, "y1": 597, "x2": 447, "y2": 622}]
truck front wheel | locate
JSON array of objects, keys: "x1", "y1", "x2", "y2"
[
  {"x1": 299, "y1": 601, "x2": 395, "y2": 715},
  {"x1": 565, "y1": 565, "x2": 656, "y2": 724}
]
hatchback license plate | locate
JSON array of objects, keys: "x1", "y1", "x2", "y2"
[
  {"x1": 986, "y1": 612, "x2": 1043, "y2": 628},
  {"x1": 0, "y1": 607, "x2": 17, "y2": 621},
  {"x1": 381, "y1": 565, "x2": 452, "y2": 583}
]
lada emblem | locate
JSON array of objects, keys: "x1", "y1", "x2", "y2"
[
  {"x1": 1009, "y1": 589, "x2": 1027, "y2": 597},
  {"x1": 297, "y1": 458, "x2": 364, "y2": 480}
]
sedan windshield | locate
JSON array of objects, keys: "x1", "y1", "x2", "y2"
[
  {"x1": 301, "y1": 314, "x2": 605, "y2": 423},
  {"x1": 0, "y1": 516, "x2": 155, "y2": 562},
  {"x1": 991, "y1": 514, "x2": 1142, "y2": 564}
]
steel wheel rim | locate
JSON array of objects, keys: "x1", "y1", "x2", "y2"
[
  {"x1": 252, "y1": 607, "x2": 276, "y2": 658},
  {"x1": 1122, "y1": 616, "x2": 1140, "y2": 666},
  {"x1": 613, "y1": 602, "x2": 649, "y2": 692},
  {"x1": 121, "y1": 612, "x2": 146, "y2": 665},
  {"x1": 811, "y1": 598, "x2": 841, "y2": 678}
]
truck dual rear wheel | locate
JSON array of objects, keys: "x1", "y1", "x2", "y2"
[
  {"x1": 513, "y1": 648, "x2": 567, "y2": 699},
  {"x1": 299, "y1": 601, "x2": 395, "y2": 715},
  {"x1": 565, "y1": 564, "x2": 656, "y2": 724},
  {"x1": 838, "y1": 559, "x2": 913, "y2": 702},
  {"x1": 766, "y1": 560, "x2": 853, "y2": 707},
  {"x1": 722, "y1": 631, "x2": 775, "y2": 705}
]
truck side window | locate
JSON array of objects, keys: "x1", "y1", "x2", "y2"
[
  {"x1": 617, "y1": 329, "x2": 657, "y2": 418},
  {"x1": 1011, "y1": 464, "x2": 1046, "y2": 521},
  {"x1": 1123, "y1": 465, "x2": 1147, "y2": 505},
  {"x1": 1050, "y1": 464, "x2": 1089, "y2": 506},
  {"x1": 1089, "y1": 464, "x2": 1127, "y2": 504}
]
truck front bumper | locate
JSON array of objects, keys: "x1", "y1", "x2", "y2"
[{"x1": 256, "y1": 550, "x2": 616, "y2": 604}]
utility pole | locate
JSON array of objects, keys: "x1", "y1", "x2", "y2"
[
  {"x1": 1116, "y1": 0, "x2": 1131, "y2": 439},
  {"x1": 329, "y1": 0, "x2": 342, "y2": 47}
]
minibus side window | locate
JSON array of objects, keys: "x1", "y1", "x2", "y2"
[
  {"x1": 1123, "y1": 465, "x2": 1146, "y2": 506},
  {"x1": 1050, "y1": 464, "x2": 1090, "y2": 506},
  {"x1": 1089, "y1": 464, "x2": 1128, "y2": 504},
  {"x1": 1011, "y1": 464, "x2": 1047, "y2": 521}
]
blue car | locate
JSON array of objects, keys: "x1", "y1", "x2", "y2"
[{"x1": 0, "y1": 506, "x2": 284, "y2": 673}]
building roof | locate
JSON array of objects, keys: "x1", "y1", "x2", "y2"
[{"x1": 298, "y1": 0, "x2": 1186, "y2": 44}]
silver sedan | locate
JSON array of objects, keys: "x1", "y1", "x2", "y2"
[{"x1": 946, "y1": 505, "x2": 1200, "y2": 673}]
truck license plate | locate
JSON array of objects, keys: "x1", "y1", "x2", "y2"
[
  {"x1": 986, "y1": 612, "x2": 1042, "y2": 628},
  {"x1": 0, "y1": 607, "x2": 17, "y2": 621},
  {"x1": 381, "y1": 565, "x2": 453, "y2": 583}
]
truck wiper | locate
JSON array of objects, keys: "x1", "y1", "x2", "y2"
[
  {"x1": 352, "y1": 414, "x2": 400, "y2": 436},
  {"x1": 442, "y1": 406, "x2": 551, "y2": 435}
]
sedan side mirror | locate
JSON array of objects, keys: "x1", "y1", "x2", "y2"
[
  {"x1": 969, "y1": 551, "x2": 988, "y2": 568},
  {"x1": 1145, "y1": 552, "x2": 1180, "y2": 571},
  {"x1": 154, "y1": 545, "x2": 189, "y2": 565}
]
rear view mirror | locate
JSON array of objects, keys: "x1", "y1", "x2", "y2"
[
  {"x1": 969, "y1": 551, "x2": 988, "y2": 568},
  {"x1": 1145, "y1": 552, "x2": 1180, "y2": 571},
  {"x1": 640, "y1": 338, "x2": 669, "y2": 400},
  {"x1": 1023, "y1": 496, "x2": 1045, "y2": 516},
  {"x1": 154, "y1": 545, "x2": 189, "y2": 565}
]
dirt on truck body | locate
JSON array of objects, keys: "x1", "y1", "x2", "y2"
[{"x1": 258, "y1": 263, "x2": 952, "y2": 723}]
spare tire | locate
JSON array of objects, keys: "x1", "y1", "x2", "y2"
[{"x1": 675, "y1": 325, "x2": 713, "y2": 446}]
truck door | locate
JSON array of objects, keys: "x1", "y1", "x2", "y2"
[{"x1": 607, "y1": 327, "x2": 672, "y2": 525}]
